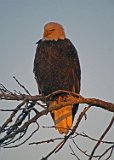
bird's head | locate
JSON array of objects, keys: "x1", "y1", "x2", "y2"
[{"x1": 43, "y1": 22, "x2": 66, "y2": 41}]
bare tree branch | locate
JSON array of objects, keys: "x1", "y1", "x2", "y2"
[
  {"x1": 0, "y1": 82, "x2": 114, "y2": 159},
  {"x1": 72, "y1": 132, "x2": 114, "y2": 144},
  {"x1": 0, "y1": 91, "x2": 114, "y2": 112},
  {"x1": 69, "y1": 144, "x2": 80, "y2": 160},
  {"x1": 13, "y1": 76, "x2": 31, "y2": 95},
  {"x1": 98, "y1": 144, "x2": 114, "y2": 160},
  {"x1": 88, "y1": 116, "x2": 114, "y2": 160}
]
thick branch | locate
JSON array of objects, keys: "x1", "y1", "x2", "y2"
[
  {"x1": 0, "y1": 92, "x2": 114, "y2": 112},
  {"x1": 0, "y1": 87, "x2": 114, "y2": 159}
]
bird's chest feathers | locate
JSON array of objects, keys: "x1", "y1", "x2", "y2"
[
  {"x1": 40, "y1": 42, "x2": 70, "y2": 69},
  {"x1": 46, "y1": 47, "x2": 61, "y2": 64}
]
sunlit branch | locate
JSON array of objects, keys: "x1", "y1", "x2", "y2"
[{"x1": 0, "y1": 82, "x2": 114, "y2": 160}]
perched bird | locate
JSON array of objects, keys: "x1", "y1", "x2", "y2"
[{"x1": 33, "y1": 22, "x2": 81, "y2": 134}]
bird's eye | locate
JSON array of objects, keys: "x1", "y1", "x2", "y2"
[{"x1": 49, "y1": 29, "x2": 55, "y2": 31}]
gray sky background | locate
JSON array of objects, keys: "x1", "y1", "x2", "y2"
[{"x1": 0, "y1": 0, "x2": 114, "y2": 160}]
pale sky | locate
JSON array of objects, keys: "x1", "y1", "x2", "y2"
[{"x1": 0, "y1": 0, "x2": 114, "y2": 160}]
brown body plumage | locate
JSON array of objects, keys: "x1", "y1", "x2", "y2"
[{"x1": 33, "y1": 22, "x2": 81, "y2": 134}]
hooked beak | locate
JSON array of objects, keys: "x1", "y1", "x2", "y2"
[{"x1": 43, "y1": 29, "x2": 51, "y2": 38}]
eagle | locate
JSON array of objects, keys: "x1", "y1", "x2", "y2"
[{"x1": 33, "y1": 22, "x2": 81, "y2": 134}]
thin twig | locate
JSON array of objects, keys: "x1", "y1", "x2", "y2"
[
  {"x1": 72, "y1": 138, "x2": 99, "y2": 158},
  {"x1": 98, "y1": 145, "x2": 114, "y2": 160},
  {"x1": 13, "y1": 76, "x2": 31, "y2": 95},
  {"x1": 72, "y1": 132, "x2": 114, "y2": 144},
  {"x1": 0, "y1": 99, "x2": 28, "y2": 133},
  {"x1": 69, "y1": 144, "x2": 80, "y2": 160},
  {"x1": 29, "y1": 137, "x2": 63, "y2": 145},
  {"x1": 88, "y1": 116, "x2": 114, "y2": 160},
  {"x1": 4, "y1": 122, "x2": 39, "y2": 148}
]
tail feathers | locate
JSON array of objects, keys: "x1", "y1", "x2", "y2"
[{"x1": 50, "y1": 100, "x2": 73, "y2": 134}]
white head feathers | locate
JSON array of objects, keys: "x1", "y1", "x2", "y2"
[{"x1": 43, "y1": 22, "x2": 66, "y2": 41}]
